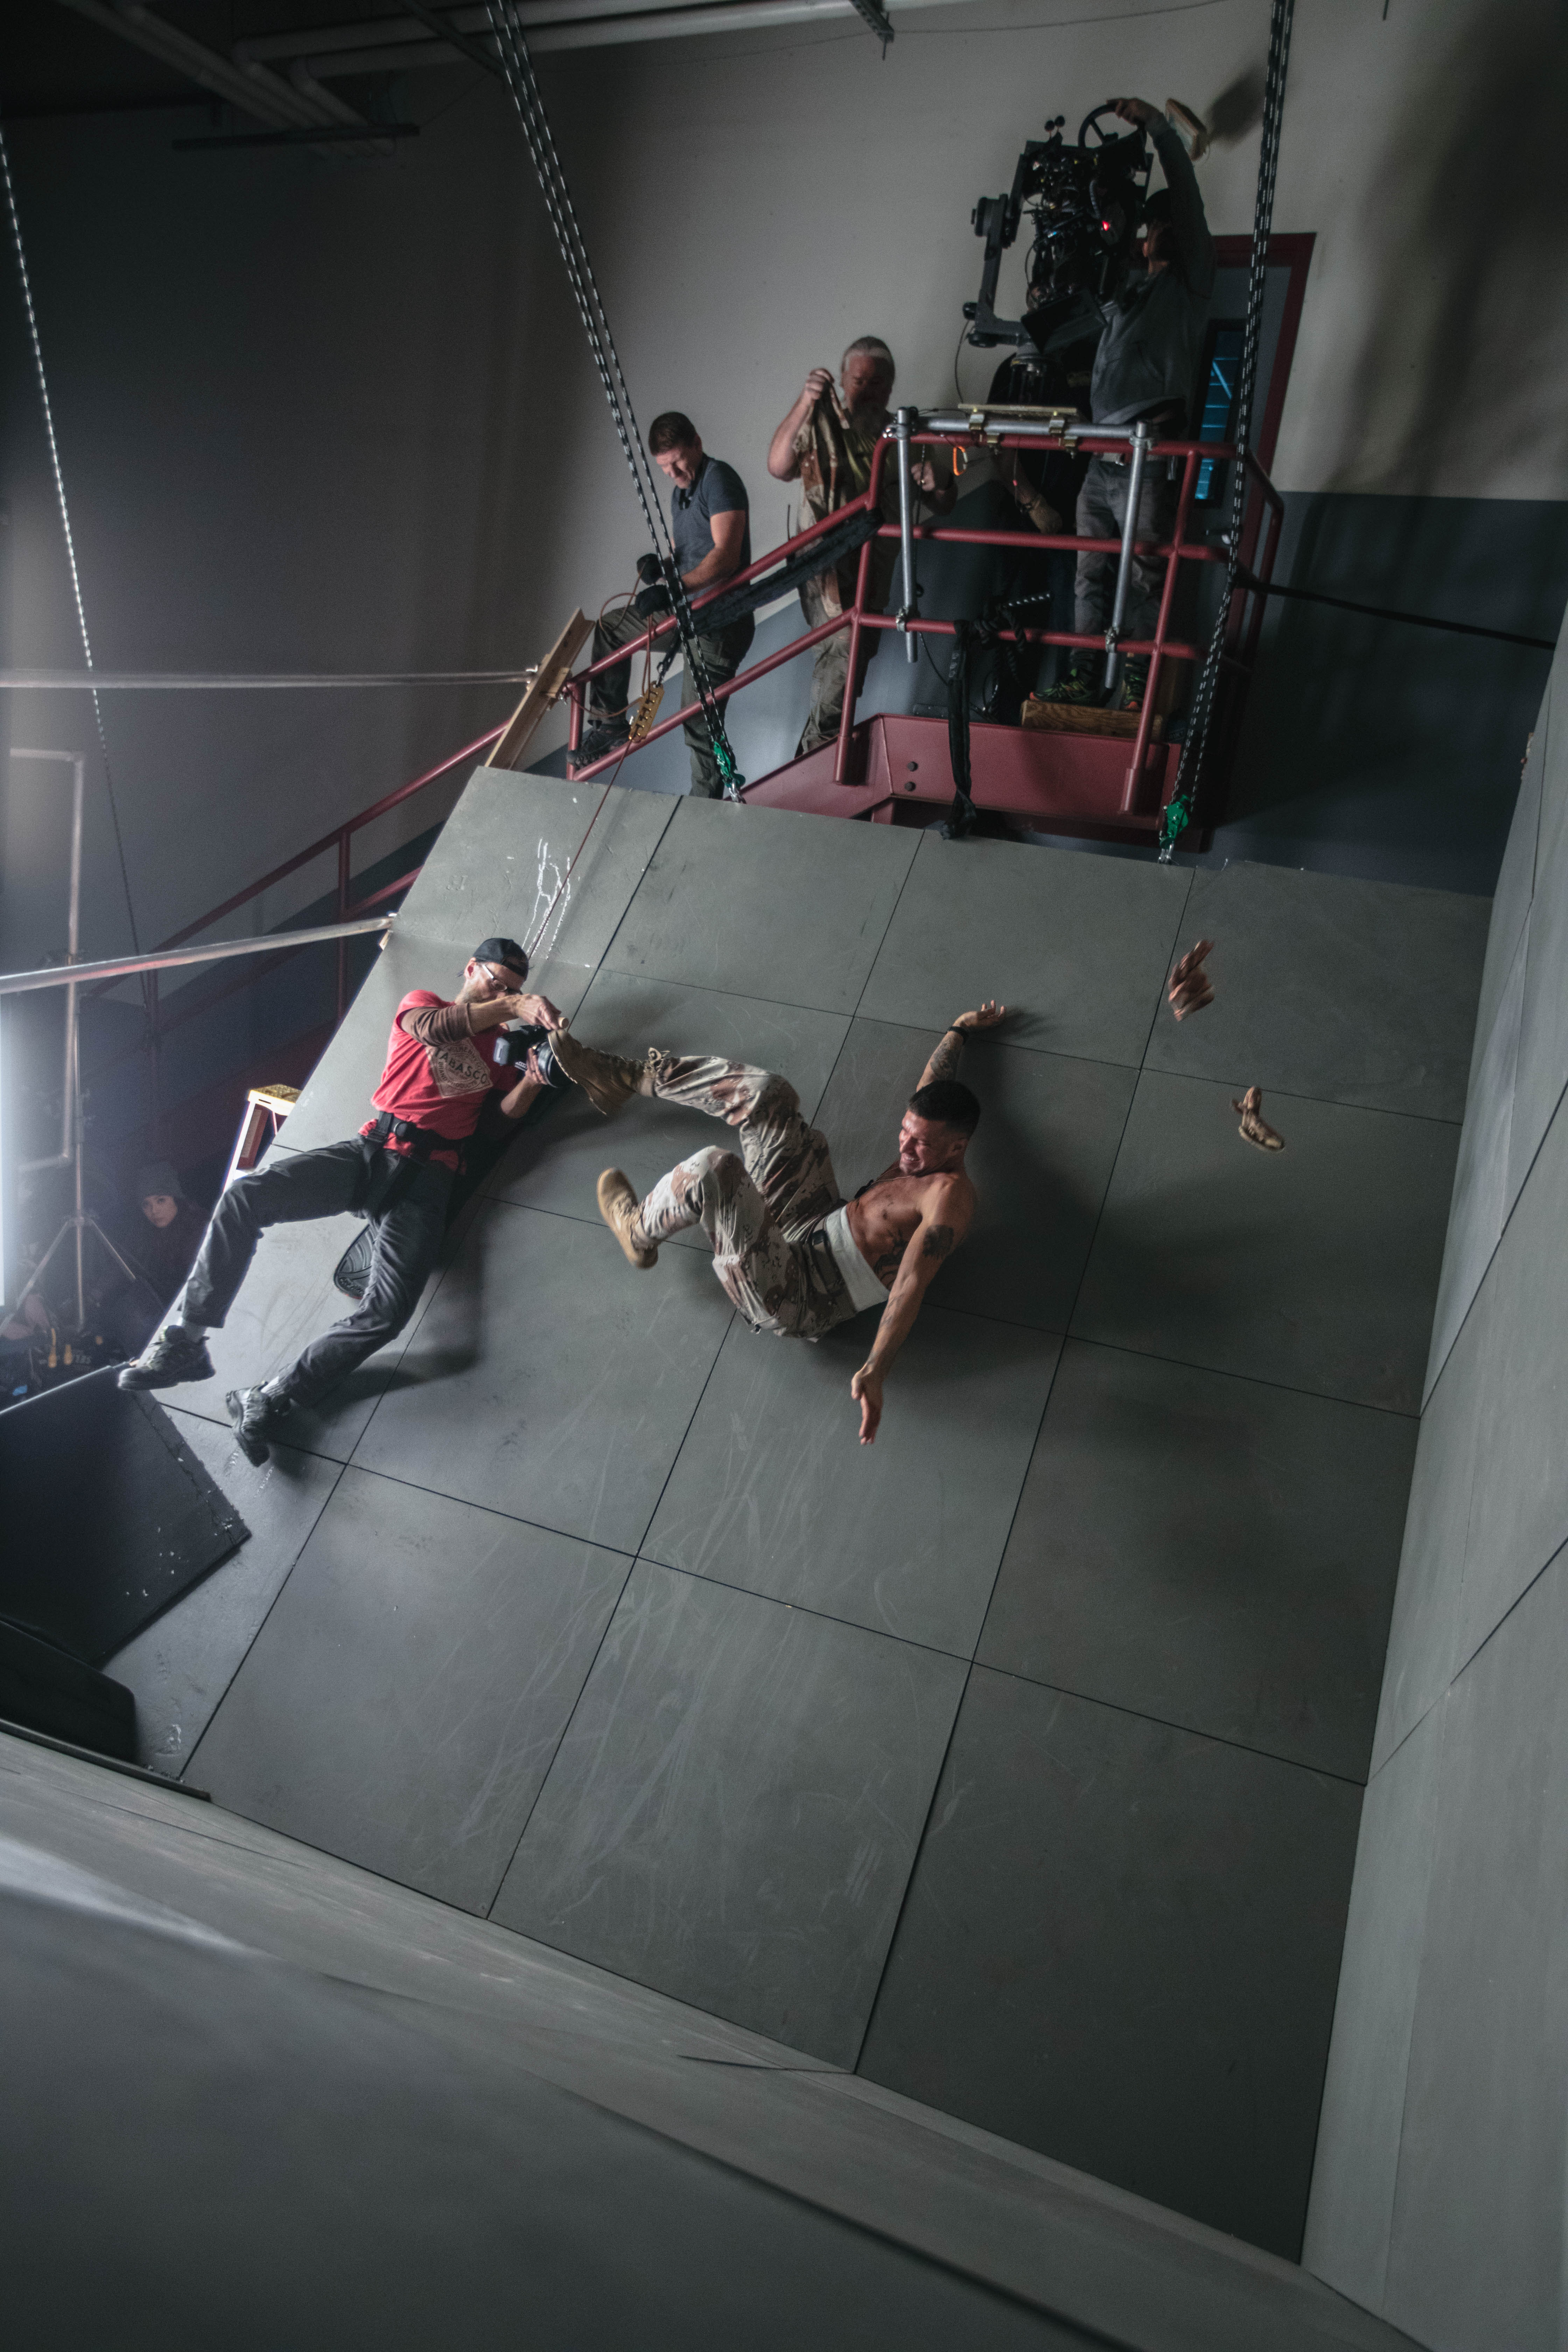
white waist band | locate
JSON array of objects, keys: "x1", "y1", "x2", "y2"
[{"x1": 822, "y1": 1202, "x2": 889, "y2": 1316}]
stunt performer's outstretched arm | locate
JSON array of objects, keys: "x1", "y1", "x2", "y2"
[
  {"x1": 850, "y1": 1181, "x2": 970, "y2": 1446},
  {"x1": 917, "y1": 999, "x2": 1006, "y2": 1091},
  {"x1": 849, "y1": 1001, "x2": 1002, "y2": 1446}
]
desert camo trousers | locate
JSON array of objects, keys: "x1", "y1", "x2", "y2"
[{"x1": 633, "y1": 1056, "x2": 860, "y2": 1337}]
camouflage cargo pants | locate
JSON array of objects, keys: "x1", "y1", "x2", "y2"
[
  {"x1": 1074, "y1": 457, "x2": 1176, "y2": 643},
  {"x1": 794, "y1": 574, "x2": 882, "y2": 759},
  {"x1": 634, "y1": 1056, "x2": 858, "y2": 1337}
]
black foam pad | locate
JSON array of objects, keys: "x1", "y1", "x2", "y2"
[
  {"x1": 0, "y1": 1618, "x2": 138, "y2": 1760},
  {"x1": 0, "y1": 1370, "x2": 249, "y2": 1663}
]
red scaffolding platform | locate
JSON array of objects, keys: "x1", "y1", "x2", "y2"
[{"x1": 562, "y1": 419, "x2": 1284, "y2": 846}]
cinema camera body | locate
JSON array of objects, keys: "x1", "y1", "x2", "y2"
[
  {"x1": 492, "y1": 1021, "x2": 554, "y2": 1069},
  {"x1": 966, "y1": 104, "x2": 1154, "y2": 364}
]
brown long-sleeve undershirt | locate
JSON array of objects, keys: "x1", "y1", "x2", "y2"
[{"x1": 398, "y1": 1000, "x2": 475, "y2": 1045}]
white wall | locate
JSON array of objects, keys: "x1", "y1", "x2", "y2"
[{"x1": 3, "y1": 0, "x2": 1563, "y2": 964}]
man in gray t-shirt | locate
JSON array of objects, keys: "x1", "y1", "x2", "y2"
[{"x1": 579, "y1": 411, "x2": 754, "y2": 796}]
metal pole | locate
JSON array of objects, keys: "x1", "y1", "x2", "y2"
[
  {"x1": 1121, "y1": 449, "x2": 1200, "y2": 817},
  {"x1": 64, "y1": 752, "x2": 83, "y2": 1171},
  {"x1": 0, "y1": 915, "x2": 395, "y2": 998},
  {"x1": 893, "y1": 408, "x2": 919, "y2": 664},
  {"x1": 336, "y1": 833, "x2": 351, "y2": 1022},
  {"x1": 10, "y1": 749, "x2": 85, "y2": 1174},
  {"x1": 70, "y1": 1004, "x2": 85, "y2": 1329},
  {"x1": 1102, "y1": 422, "x2": 1151, "y2": 697}
]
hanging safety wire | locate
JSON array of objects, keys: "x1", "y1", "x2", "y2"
[
  {"x1": 1157, "y1": 0, "x2": 1295, "y2": 862},
  {"x1": 0, "y1": 127, "x2": 144, "y2": 957},
  {"x1": 482, "y1": 2, "x2": 744, "y2": 796}
]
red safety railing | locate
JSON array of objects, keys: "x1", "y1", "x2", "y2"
[
  {"x1": 564, "y1": 423, "x2": 1284, "y2": 827},
  {"x1": 86, "y1": 721, "x2": 506, "y2": 1076},
  {"x1": 84, "y1": 422, "x2": 1281, "y2": 1131}
]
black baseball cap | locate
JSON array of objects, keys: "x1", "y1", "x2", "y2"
[{"x1": 472, "y1": 936, "x2": 530, "y2": 982}]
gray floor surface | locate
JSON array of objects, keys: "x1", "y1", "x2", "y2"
[
  {"x1": 104, "y1": 772, "x2": 1484, "y2": 2262},
  {"x1": 0, "y1": 1734, "x2": 1424, "y2": 2352}
]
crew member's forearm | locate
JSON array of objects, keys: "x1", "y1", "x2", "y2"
[
  {"x1": 918, "y1": 1024, "x2": 965, "y2": 1090},
  {"x1": 767, "y1": 397, "x2": 812, "y2": 481},
  {"x1": 462, "y1": 996, "x2": 518, "y2": 1035},
  {"x1": 499, "y1": 1074, "x2": 542, "y2": 1120},
  {"x1": 682, "y1": 549, "x2": 738, "y2": 589},
  {"x1": 1150, "y1": 117, "x2": 1214, "y2": 279}
]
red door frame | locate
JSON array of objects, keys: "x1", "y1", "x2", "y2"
[{"x1": 1211, "y1": 232, "x2": 1316, "y2": 473}]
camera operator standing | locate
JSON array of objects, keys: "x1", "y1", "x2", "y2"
[
  {"x1": 576, "y1": 412, "x2": 753, "y2": 796},
  {"x1": 1043, "y1": 96, "x2": 1215, "y2": 713}
]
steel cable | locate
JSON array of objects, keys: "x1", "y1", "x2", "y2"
[
  {"x1": 482, "y1": 2, "x2": 743, "y2": 792},
  {"x1": 1157, "y1": 0, "x2": 1295, "y2": 861},
  {"x1": 0, "y1": 126, "x2": 144, "y2": 952}
]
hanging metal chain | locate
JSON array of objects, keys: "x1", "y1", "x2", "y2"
[
  {"x1": 1157, "y1": 0, "x2": 1295, "y2": 862},
  {"x1": 483, "y1": 3, "x2": 744, "y2": 794},
  {"x1": 0, "y1": 127, "x2": 144, "y2": 952}
]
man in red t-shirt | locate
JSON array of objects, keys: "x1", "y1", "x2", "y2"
[{"x1": 119, "y1": 936, "x2": 564, "y2": 1462}]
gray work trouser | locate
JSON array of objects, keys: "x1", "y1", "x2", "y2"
[
  {"x1": 589, "y1": 604, "x2": 754, "y2": 796},
  {"x1": 173, "y1": 1141, "x2": 451, "y2": 1407},
  {"x1": 1074, "y1": 457, "x2": 1176, "y2": 645}
]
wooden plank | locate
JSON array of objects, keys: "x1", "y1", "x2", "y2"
[{"x1": 485, "y1": 610, "x2": 593, "y2": 773}]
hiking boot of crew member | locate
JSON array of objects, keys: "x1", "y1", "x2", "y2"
[
  {"x1": 1116, "y1": 658, "x2": 1150, "y2": 714},
  {"x1": 597, "y1": 1169, "x2": 657, "y2": 1267},
  {"x1": 550, "y1": 1029, "x2": 650, "y2": 1117},
  {"x1": 225, "y1": 1382, "x2": 295, "y2": 1466},
  {"x1": 569, "y1": 715, "x2": 630, "y2": 774},
  {"x1": 1038, "y1": 662, "x2": 1104, "y2": 707},
  {"x1": 117, "y1": 1324, "x2": 214, "y2": 1392}
]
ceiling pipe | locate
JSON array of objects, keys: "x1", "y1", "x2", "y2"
[
  {"x1": 240, "y1": 0, "x2": 974, "y2": 72},
  {"x1": 236, "y1": 0, "x2": 672, "y2": 58},
  {"x1": 50, "y1": 0, "x2": 391, "y2": 156}
]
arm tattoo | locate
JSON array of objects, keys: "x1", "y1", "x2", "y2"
[
  {"x1": 920, "y1": 1223, "x2": 956, "y2": 1262},
  {"x1": 921, "y1": 1027, "x2": 964, "y2": 1087}
]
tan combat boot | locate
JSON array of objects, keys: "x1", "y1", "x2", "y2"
[
  {"x1": 550, "y1": 1029, "x2": 649, "y2": 1116},
  {"x1": 597, "y1": 1169, "x2": 657, "y2": 1267}
]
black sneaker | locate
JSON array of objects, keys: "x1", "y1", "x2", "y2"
[
  {"x1": 1116, "y1": 658, "x2": 1150, "y2": 713},
  {"x1": 225, "y1": 1383, "x2": 294, "y2": 1467},
  {"x1": 1038, "y1": 663, "x2": 1105, "y2": 707},
  {"x1": 117, "y1": 1325, "x2": 214, "y2": 1392},
  {"x1": 570, "y1": 715, "x2": 630, "y2": 772}
]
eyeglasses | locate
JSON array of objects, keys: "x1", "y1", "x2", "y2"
[{"x1": 479, "y1": 962, "x2": 526, "y2": 991}]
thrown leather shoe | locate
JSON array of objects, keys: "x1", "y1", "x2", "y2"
[
  {"x1": 551, "y1": 1029, "x2": 648, "y2": 1116},
  {"x1": 596, "y1": 1169, "x2": 657, "y2": 1267},
  {"x1": 118, "y1": 1324, "x2": 214, "y2": 1391},
  {"x1": 1232, "y1": 1085, "x2": 1285, "y2": 1153}
]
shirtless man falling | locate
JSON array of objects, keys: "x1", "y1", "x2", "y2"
[{"x1": 550, "y1": 1003, "x2": 1004, "y2": 1443}]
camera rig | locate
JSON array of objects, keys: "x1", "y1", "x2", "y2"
[{"x1": 965, "y1": 104, "x2": 1153, "y2": 359}]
